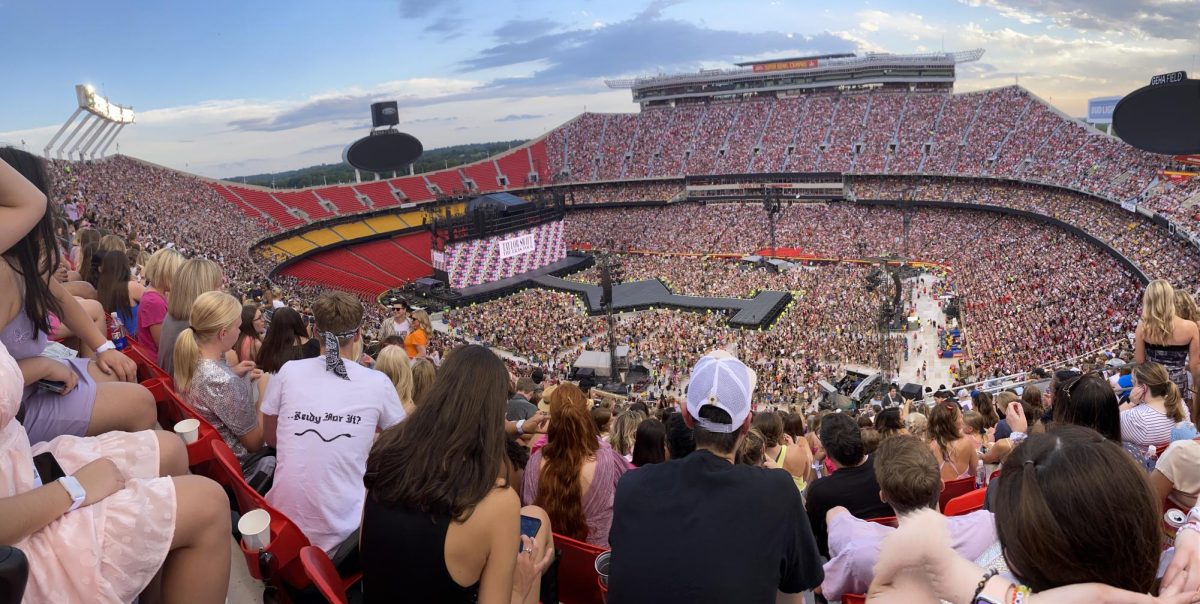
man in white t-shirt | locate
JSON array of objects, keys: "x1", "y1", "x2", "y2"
[
  {"x1": 378, "y1": 302, "x2": 410, "y2": 341},
  {"x1": 262, "y1": 291, "x2": 405, "y2": 565}
]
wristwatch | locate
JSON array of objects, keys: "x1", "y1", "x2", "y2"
[
  {"x1": 95, "y1": 340, "x2": 117, "y2": 354},
  {"x1": 57, "y1": 476, "x2": 87, "y2": 512}
]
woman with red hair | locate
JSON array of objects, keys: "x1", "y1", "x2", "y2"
[{"x1": 521, "y1": 383, "x2": 628, "y2": 547}]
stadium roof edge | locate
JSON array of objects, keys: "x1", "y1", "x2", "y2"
[{"x1": 606, "y1": 48, "x2": 984, "y2": 90}]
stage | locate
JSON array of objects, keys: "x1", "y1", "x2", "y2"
[
  {"x1": 533, "y1": 275, "x2": 791, "y2": 329},
  {"x1": 392, "y1": 251, "x2": 792, "y2": 330}
]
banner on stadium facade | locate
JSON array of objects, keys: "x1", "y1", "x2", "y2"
[
  {"x1": 431, "y1": 250, "x2": 447, "y2": 270},
  {"x1": 497, "y1": 234, "x2": 536, "y2": 259},
  {"x1": 1174, "y1": 155, "x2": 1200, "y2": 167},
  {"x1": 1120, "y1": 200, "x2": 1137, "y2": 213},
  {"x1": 1162, "y1": 170, "x2": 1200, "y2": 184},
  {"x1": 752, "y1": 59, "x2": 818, "y2": 73}
]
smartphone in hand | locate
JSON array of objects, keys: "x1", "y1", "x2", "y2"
[{"x1": 519, "y1": 514, "x2": 542, "y2": 552}]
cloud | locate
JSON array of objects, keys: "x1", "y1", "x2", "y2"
[
  {"x1": 301, "y1": 143, "x2": 346, "y2": 155},
  {"x1": 494, "y1": 18, "x2": 558, "y2": 39},
  {"x1": 227, "y1": 78, "x2": 482, "y2": 132},
  {"x1": 960, "y1": 0, "x2": 1200, "y2": 39},
  {"x1": 958, "y1": 0, "x2": 1042, "y2": 24},
  {"x1": 495, "y1": 114, "x2": 544, "y2": 122},
  {"x1": 396, "y1": 0, "x2": 466, "y2": 35},
  {"x1": 459, "y1": 4, "x2": 858, "y2": 88}
]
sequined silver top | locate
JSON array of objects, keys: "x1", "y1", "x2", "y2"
[{"x1": 183, "y1": 358, "x2": 257, "y2": 460}]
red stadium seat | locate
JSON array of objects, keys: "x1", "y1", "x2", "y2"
[
  {"x1": 939, "y1": 476, "x2": 977, "y2": 513},
  {"x1": 552, "y1": 533, "x2": 607, "y2": 604},
  {"x1": 143, "y1": 378, "x2": 220, "y2": 469},
  {"x1": 865, "y1": 516, "x2": 898, "y2": 528},
  {"x1": 842, "y1": 594, "x2": 867, "y2": 604},
  {"x1": 944, "y1": 487, "x2": 987, "y2": 516},
  {"x1": 123, "y1": 342, "x2": 171, "y2": 384},
  {"x1": 299, "y1": 546, "x2": 349, "y2": 604}
]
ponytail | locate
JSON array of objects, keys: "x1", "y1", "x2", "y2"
[
  {"x1": 1132, "y1": 362, "x2": 1187, "y2": 423},
  {"x1": 1165, "y1": 381, "x2": 1185, "y2": 423},
  {"x1": 173, "y1": 290, "x2": 241, "y2": 393},
  {"x1": 173, "y1": 327, "x2": 201, "y2": 392}
]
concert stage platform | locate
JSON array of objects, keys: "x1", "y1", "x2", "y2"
[
  {"x1": 533, "y1": 276, "x2": 792, "y2": 329},
  {"x1": 392, "y1": 251, "x2": 792, "y2": 329}
]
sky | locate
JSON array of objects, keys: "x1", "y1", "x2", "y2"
[{"x1": 1, "y1": 0, "x2": 1197, "y2": 178}]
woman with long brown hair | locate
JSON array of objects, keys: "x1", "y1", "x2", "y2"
[
  {"x1": 1135, "y1": 279, "x2": 1199, "y2": 406},
  {"x1": 522, "y1": 382, "x2": 627, "y2": 547},
  {"x1": 362, "y1": 345, "x2": 553, "y2": 604},
  {"x1": 928, "y1": 400, "x2": 978, "y2": 481},
  {"x1": 232, "y1": 304, "x2": 264, "y2": 363},
  {"x1": 96, "y1": 250, "x2": 143, "y2": 336},
  {"x1": 752, "y1": 410, "x2": 812, "y2": 490}
]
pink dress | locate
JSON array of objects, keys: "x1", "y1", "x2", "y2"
[{"x1": 0, "y1": 340, "x2": 176, "y2": 602}]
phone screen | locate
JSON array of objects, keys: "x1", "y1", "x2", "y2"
[{"x1": 519, "y1": 514, "x2": 541, "y2": 552}]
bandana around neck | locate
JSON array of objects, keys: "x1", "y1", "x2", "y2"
[{"x1": 322, "y1": 328, "x2": 358, "y2": 380}]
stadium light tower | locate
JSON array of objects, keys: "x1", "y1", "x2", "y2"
[{"x1": 43, "y1": 85, "x2": 135, "y2": 160}]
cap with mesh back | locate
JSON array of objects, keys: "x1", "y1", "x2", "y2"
[{"x1": 685, "y1": 350, "x2": 755, "y2": 433}]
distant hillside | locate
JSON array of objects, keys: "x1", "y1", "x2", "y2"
[{"x1": 228, "y1": 139, "x2": 529, "y2": 189}]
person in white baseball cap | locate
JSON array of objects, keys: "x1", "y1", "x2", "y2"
[
  {"x1": 684, "y1": 349, "x2": 756, "y2": 439},
  {"x1": 608, "y1": 350, "x2": 823, "y2": 604}
]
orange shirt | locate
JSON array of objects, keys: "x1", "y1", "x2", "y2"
[{"x1": 404, "y1": 327, "x2": 427, "y2": 359}]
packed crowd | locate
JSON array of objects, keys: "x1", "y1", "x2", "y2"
[
  {"x1": 47, "y1": 156, "x2": 273, "y2": 295},
  {"x1": 851, "y1": 176, "x2": 1200, "y2": 291},
  {"x1": 10, "y1": 142, "x2": 1200, "y2": 604},
  {"x1": 542, "y1": 86, "x2": 1200, "y2": 234},
  {"x1": 561, "y1": 180, "x2": 682, "y2": 205},
  {"x1": 560, "y1": 203, "x2": 1144, "y2": 378}
]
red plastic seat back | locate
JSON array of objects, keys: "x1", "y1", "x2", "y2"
[
  {"x1": 939, "y1": 476, "x2": 976, "y2": 512},
  {"x1": 123, "y1": 344, "x2": 172, "y2": 383},
  {"x1": 865, "y1": 516, "x2": 898, "y2": 528},
  {"x1": 300, "y1": 546, "x2": 348, "y2": 604},
  {"x1": 210, "y1": 440, "x2": 312, "y2": 589},
  {"x1": 944, "y1": 487, "x2": 987, "y2": 516},
  {"x1": 144, "y1": 378, "x2": 219, "y2": 469},
  {"x1": 552, "y1": 533, "x2": 607, "y2": 604},
  {"x1": 842, "y1": 594, "x2": 867, "y2": 604}
]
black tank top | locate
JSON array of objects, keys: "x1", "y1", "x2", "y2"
[{"x1": 362, "y1": 496, "x2": 480, "y2": 603}]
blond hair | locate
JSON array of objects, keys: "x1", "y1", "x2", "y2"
[
  {"x1": 143, "y1": 247, "x2": 185, "y2": 292},
  {"x1": 376, "y1": 345, "x2": 414, "y2": 409},
  {"x1": 1175, "y1": 290, "x2": 1200, "y2": 322},
  {"x1": 167, "y1": 258, "x2": 223, "y2": 321},
  {"x1": 173, "y1": 291, "x2": 241, "y2": 392},
  {"x1": 410, "y1": 309, "x2": 432, "y2": 334},
  {"x1": 607, "y1": 410, "x2": 646, "y2": 456},
  {"x1": 1141, "y1": 279, "x2": 1177, "y2": 344},
  {"x1": 98, "y1": 234, "x2": 126, "y2": 254}
]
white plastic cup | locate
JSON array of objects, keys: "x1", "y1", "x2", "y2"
[
  {"x1": 238, "y1": 508, "x2": 272, "y2": 551},
  {"x1": 173, "y1": 419, "x2": 200, "y2": 444}
]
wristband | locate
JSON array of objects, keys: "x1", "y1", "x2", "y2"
[
  {"x1": 95, "y1": 340, "x2": 116, "y2": 354},
  {"x1": 515, "y1": 418, "x2": 526, "y2": 435},
  {"x1": 1010, "y1": 431, "x2": 1027, "y2": 444},
  {"x1": 57, "y1": 476, "x2": 86, "y2": 512},
  {"x1": 972, "y1": 569, "x2": 999, "y2": 603}
]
